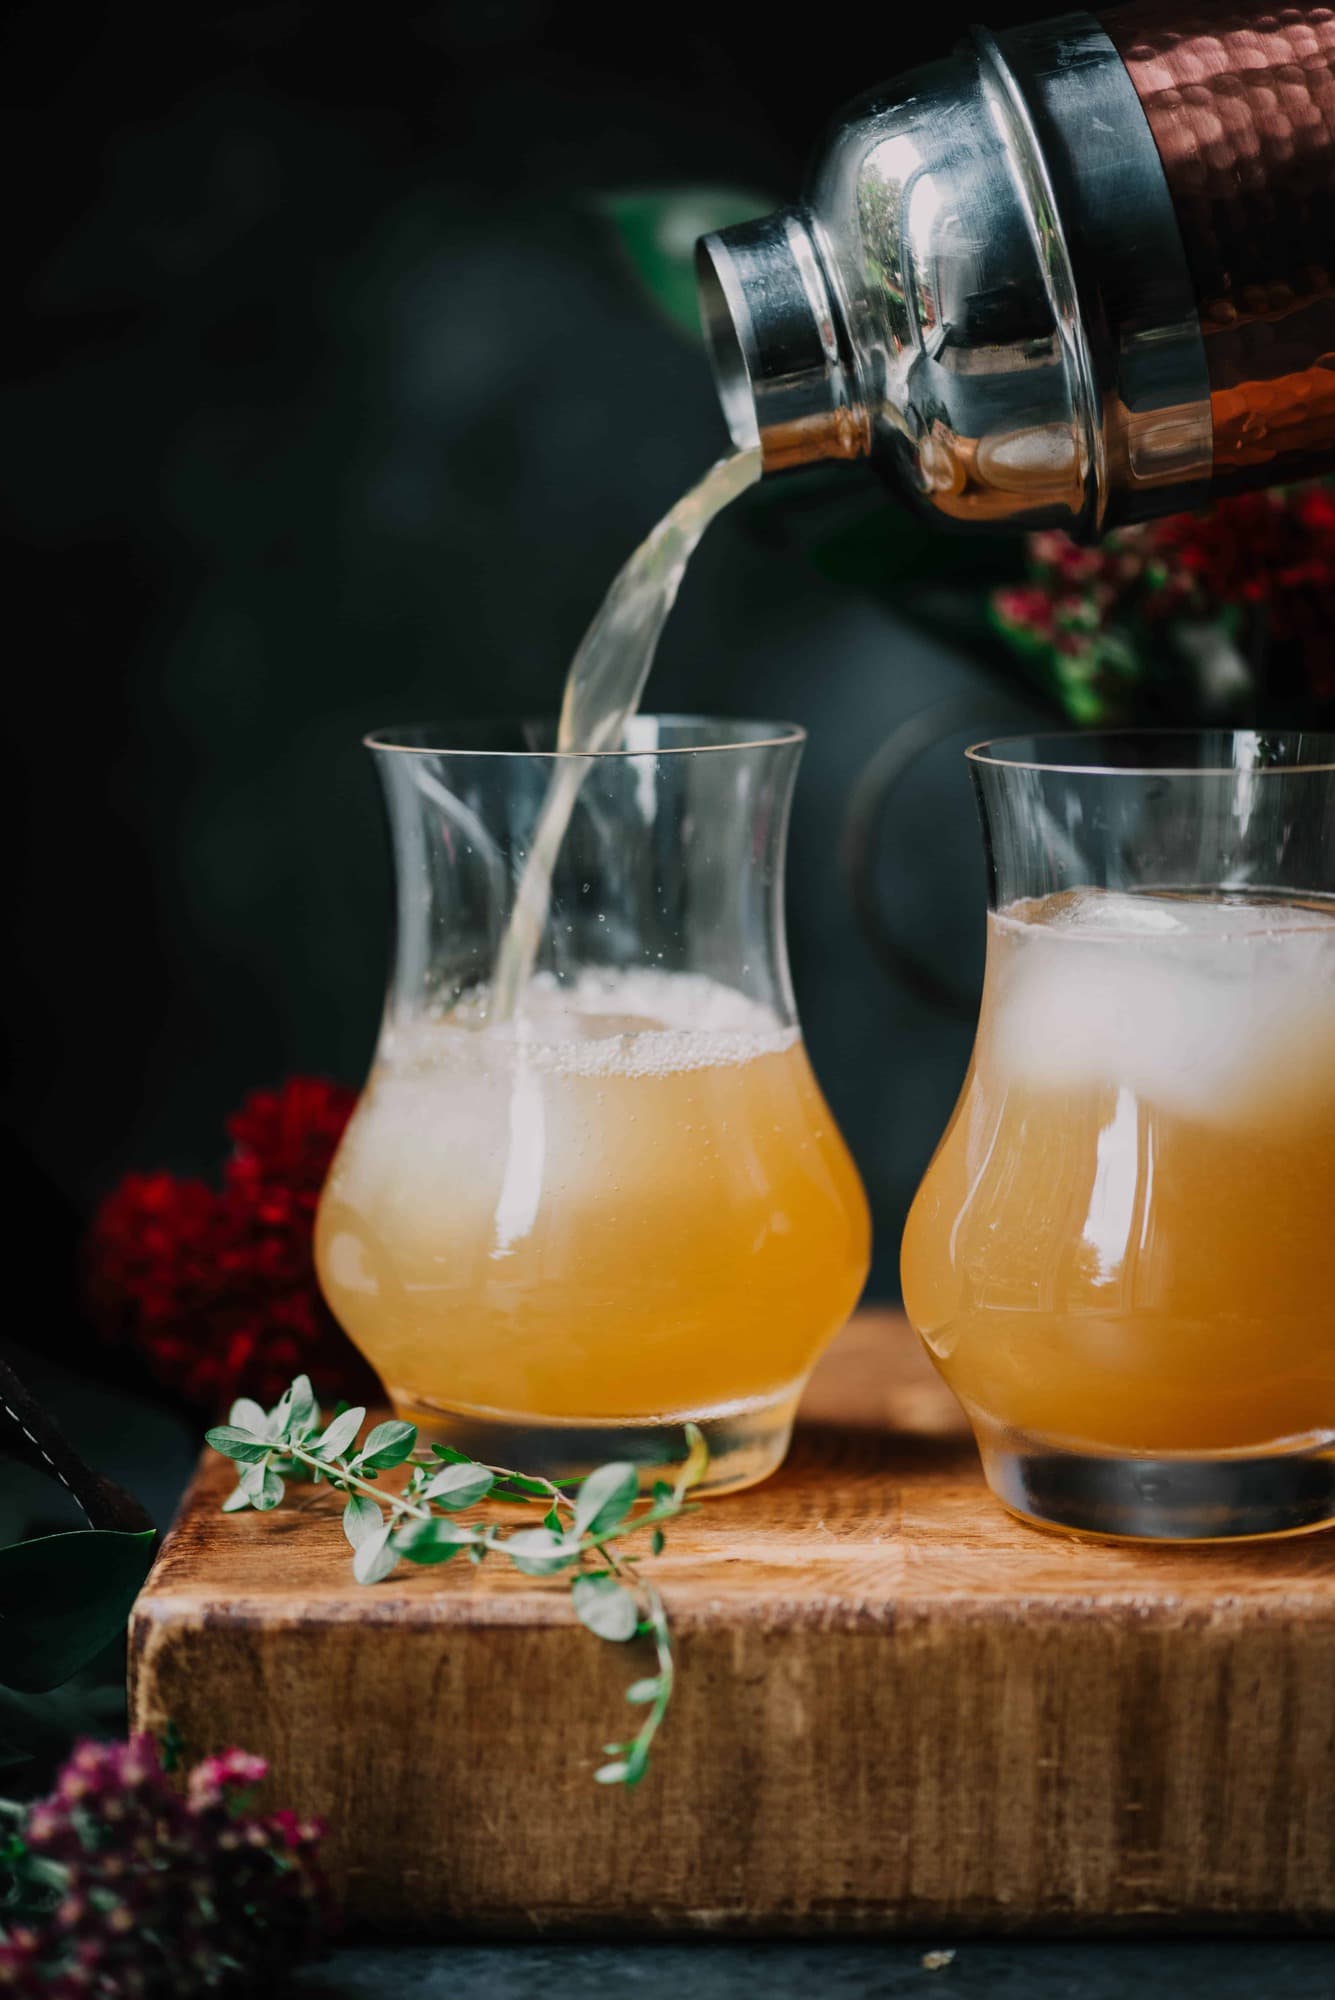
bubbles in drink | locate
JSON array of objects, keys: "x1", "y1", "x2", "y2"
[{"x1": 316, "y1": 967, "x2": 867, "y2": 1428}]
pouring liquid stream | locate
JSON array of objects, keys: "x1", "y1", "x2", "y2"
[{"x1": 489, "y1": 446, "x2": 762, "y2": 1023}]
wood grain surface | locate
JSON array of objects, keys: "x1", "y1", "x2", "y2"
[{"x1": 129, "y1": 1312, "x2": 1335, "y2": 1935}]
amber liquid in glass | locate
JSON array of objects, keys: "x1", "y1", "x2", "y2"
[
  {"x1": 316, "y1": 970, "x2": 869, "y2": 1480},
  {"x1": 902, "y1": 888, "x2": 1335, "y2": 1463}
]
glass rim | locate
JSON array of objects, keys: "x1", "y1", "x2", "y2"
[
  {"x1": 966, "y1": 727, "x2": 1335, "y2": 777},
  {"x1": 363, "y1": 714, "x2": 807, "y2": 760}
]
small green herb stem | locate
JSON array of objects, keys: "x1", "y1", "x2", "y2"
[
  {"x1": 454, "y1": 1453, "x2": 680, "y2": 1780},
  {"x1": 277, "y1": 1441, "x2": 433, "y2": 1524},
  {"x1": 636, "y1": 1585, "x2": 675, "y2": 1766}
]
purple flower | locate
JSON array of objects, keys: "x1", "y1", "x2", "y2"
[{"x1": 3, "y1": 1735, "x2": 330, "y2": 1995}]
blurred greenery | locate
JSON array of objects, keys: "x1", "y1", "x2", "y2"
[{"x1": 597, "y1": 187, "x2": 775, "y2": 341}]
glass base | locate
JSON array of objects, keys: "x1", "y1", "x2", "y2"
[
  {"x1": 977, "y1": 1417, "x2": 1335, "y2": 1542},
  {"x1": 388, "y1": 1386, "x2": 803, "y2": 1497}
]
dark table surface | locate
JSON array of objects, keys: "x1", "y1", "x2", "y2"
[{"x1": 293, "y1": 1939, "x2": 1335, "y2": 1998}]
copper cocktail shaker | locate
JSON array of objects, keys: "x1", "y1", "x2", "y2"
[{"x1": 697, "y1": 4, "x2": 1335, "y2": 535}]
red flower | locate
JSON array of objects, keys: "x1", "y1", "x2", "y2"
[
  {"x1": 85, "y1": 1079, "x2": 377, "y2": 1412},
  {"x1": 991, "y1": 477, "x2": 1335, "y2": 719},
  {"x1": 993, "y1": 584, "x2": 1056, "y2": 637}
]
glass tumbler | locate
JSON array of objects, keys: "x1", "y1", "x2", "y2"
[
  {"x1": 902, "y1": 731, "x2": 1335, "y2": 1540},
  {"x1": 316, "y1": 717, "x2": 870, "y2": 1494}
]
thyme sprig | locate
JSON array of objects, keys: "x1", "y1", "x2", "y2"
[{"x1": 206, "y1": 1378, "x2": 707, "y2": 1787}]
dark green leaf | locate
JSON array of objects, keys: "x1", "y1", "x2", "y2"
[
  {"x1": 394, "y1": 1518, "x2": 476, "y2": 1565},
  {"x1": 572, "y1": 1573, "x2": 639, "y2": 1642},
  {"x1": 314, "y1": 1406, "x2": 365, "y2": 1461},
  {"x1": 504, "y1": 1527, "x2": 580, "y2": 1576},
  {"x1": 574, "y1": 1462, "x2": 638, "y2": 1540},
  {"x1": 421, "y1": 1463, "x2": 494, "y2": 1509},
  {"x1": 597, "y1": 187, "x2": 775, "y2": 340},
  {"x1": 543, "y1": 1506, "x2": 562, "y2": 1534},
  {"x1": 428, "y1": 1444, "x2": 473, "y2": 1464},
  {"x1": 205, "y1": 1425, "x2": 269, "y2": 1465},
  {"x1": 0, "y1": 1529, "x2": 156, "y2": 1693},
  {"x1": 355, "y1": 1420, "x2": 417, "y2": 1471},
  {"x1": 352, "y1": 1525, "x2": 399, "y2": 1585},
  {"x1": 342, "y1": 1492, "x2": 383, "y2": 1551}
]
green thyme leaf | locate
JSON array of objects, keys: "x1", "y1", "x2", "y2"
[
  {"x1": 352, "y1": 1525, "x2": 400, "y2": 1586},
  {"x1": 342, "y1": 1492, "x2": 383, "y2": 1550},
  {"x1": 505, "y1": 1527, "x2": 580, "y2": 1576},
  {"x1": 421, "y1": 1463, "x2": 494, "y2": 1509},
  {"x1": 313, "y1": 1407, "x2": 365, "y2": 1461},
  {"x1": 572, "y1": 1574, "x2": 639, "y2": 1642},
  {"x1": 355, "y1": 1420, "x2": 417, "y2": 1471},
  {"x1": 481, "y1": 1469, "x2": 551, "y2": 1497},
  {"x1": 573, "y1": 1462, "x2": 638, "y2": 1540},
  {"x1": 283, "y1": 1375, "x2": 320, "y2": 1437},
  {"x1": 252, "y1": 1466, "x2": 285, "y2": 1512},
  {"x1": 211, "y1": 1377, "x2": 688, "y2": 1792},
  {"x1": 394, "y1": 1518, "x2": 476, "y2": 1565},
  {"x1": 206, "y1": 1426, "x2": 270, "y2": 1465}
]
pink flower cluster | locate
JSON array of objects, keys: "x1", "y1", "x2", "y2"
[{"x1": 0, "y1": 1737, "x2": 328, "y2": 1996}]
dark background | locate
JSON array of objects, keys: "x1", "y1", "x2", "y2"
[{"x1": 3, "y1": 0, "x2": 1046, "y2": 1372}]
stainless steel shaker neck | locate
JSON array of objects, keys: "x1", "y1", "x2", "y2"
[{"x1": 696, "y1": 10, "x2": 1214, "y2": 536}]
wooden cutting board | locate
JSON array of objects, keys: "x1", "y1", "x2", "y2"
[{"x1": 129, "y1": 1311, "x2": 1335, "y2": 1935}]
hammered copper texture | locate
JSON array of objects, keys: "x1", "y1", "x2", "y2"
[{"x1": 1105, "y1": 2, "x2": 1335, "y2": 486}]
